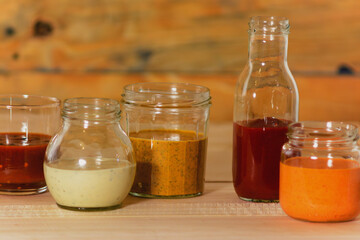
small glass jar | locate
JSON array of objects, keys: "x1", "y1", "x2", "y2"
[
  {"x1": 0, "y1": 94, "x2": 60, "y2": 195},
  {"x1": 44, "y1": 98, "x2": 135, "y2": 211},
  {"x1": 280, "y1": 121, "x2": 360, "y2": 222},
  {"x1": 121, "y1": 82, "x2": 211, "y2": 198}
]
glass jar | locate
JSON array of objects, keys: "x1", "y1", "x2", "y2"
[
  {"x1": 280, "y1": 121, "x2": 360, "y2": 222},
  {"x1": 0, "y1": 94, "x2": 60, "y2": 195},
  {"x1": 121, "y1": 82, "x2": 211, "y2": 198},
  {"x1": 44, "y1": 98, "x2": 135, "y2": 211},
  {"x1": 233, "y1": 16, "x2": 299, "y2": 202}
]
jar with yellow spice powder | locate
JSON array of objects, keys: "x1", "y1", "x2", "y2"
[{"x1": 121, "y1": 82, "x2": 211, "y2": 198}]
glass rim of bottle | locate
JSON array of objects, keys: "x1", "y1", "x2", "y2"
[
  {"x1": 0, "y1": 94, "x2": 60, "y2": 109},
  {"x1": 287, "y1": 121, "x2": 359, "y2": 143},
  {"x1": 62, "y1": 97, "x2": 121, "y2": 121},
  {"x1": 249, "y1": 16, "x2": 290, "y2": 35},
  {"x1": 121, "y1": 82, "x2": 211, "y2": 108}
]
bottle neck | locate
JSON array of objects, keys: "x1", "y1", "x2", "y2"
[{"x1": 248, "y1": 33, "x2": 288, "y2": 63}]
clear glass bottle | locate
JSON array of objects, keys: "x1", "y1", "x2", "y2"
[
  {"x1": 121, "y1": 82, "x2": 211, "y2": 198},
  {"x1": 233, "y1": 16, "x2": 299, "y2": 202},
  {"x1": 44, "y1": 98, "x2": 135, "y2": 211},
  {"x1": 280, "y1": 121, "x2": 360, "y2": 222}
]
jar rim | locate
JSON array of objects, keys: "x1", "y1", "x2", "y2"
[
  {"x1": 0, "y1": 94, "x2": 60, "y2": 109},
  {"x1": 63, "y1": 97, "x2": 120, "y2": 121},
  {"x1": 249, "y1": 16, "x2": 290, "y2": 35},
  {"x1": 121, "y1": 82, "x2": 211, "y2": 108},
  {"x1": 287, "y1": 121, "x2": 359, "y2": 142}
]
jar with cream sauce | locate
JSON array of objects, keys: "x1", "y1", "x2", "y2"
[{"x1": 44, "y1": 98, "x2": 135, "y2": 211}]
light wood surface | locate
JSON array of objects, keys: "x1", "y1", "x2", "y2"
[
  {"x1": 0, "y1": 123, "x2": 359, "y2": 239},
  {"x1": 0, "y1": 183, "x2": 284, "y2": 218},
  {"x1": 0, "y1": 185, "x2": 359, "y2": 239},
  {"x1": 1, "y1": 183, "x2": 359, "y2": 240}
]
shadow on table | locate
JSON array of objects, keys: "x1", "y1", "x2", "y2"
[
  {"x1": 121, "y1": 182, "x2": 228, "y2": 208},
  {"x1": 121, "y1": 194, "x2": 146, "y2": 208}
]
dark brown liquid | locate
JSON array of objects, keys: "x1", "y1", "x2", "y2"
[{"x1": 0, "y1": 132, "x2": 51, "y2": 192}]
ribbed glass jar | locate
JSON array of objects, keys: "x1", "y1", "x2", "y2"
[
  {"x1": 121, "y1": 82, "x2": 211, "y2": 198},
  {"x1": 280, "y1": 121, "x2": 360, "y2": 222}
]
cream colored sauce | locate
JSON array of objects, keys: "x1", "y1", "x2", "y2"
[{"x1": 44, "y1": 159, "x2": 135, "y2": 208}]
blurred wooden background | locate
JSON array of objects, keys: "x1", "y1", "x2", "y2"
[{"x1": 0, "y1": 0, "x2": 359, "y2": 122}]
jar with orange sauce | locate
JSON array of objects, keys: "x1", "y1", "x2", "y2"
[{"x1": 280, "y1": 121, "x2": 360, "y2": 222}]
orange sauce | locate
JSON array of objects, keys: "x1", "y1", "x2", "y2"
[{"x1": 280, "y1": 157, "x2": 360, "y2": 222}]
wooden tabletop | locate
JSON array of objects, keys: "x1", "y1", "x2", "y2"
[{"x1": 0, "y1": 123, "x2": 359, "y2": 239}]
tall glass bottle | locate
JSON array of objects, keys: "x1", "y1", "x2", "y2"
[{"x1": 233, "y1": 16, "x2": 299, "y2": 202}]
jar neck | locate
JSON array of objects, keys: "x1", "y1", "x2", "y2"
[
  {"x1": 288, "y1": 122, "x2": 359, "y2": 149},
  {"x1": 62, "y1": 97, "x2": 120, "y2": 122}
]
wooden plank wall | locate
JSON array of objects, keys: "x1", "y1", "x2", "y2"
[{"x1": 0, "y1": 0, "x2": 359, "y2": 122}]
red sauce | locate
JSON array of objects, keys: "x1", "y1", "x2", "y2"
[
  {"x1": 0, "y1": 133, "x2": 51, "y2": 191},
  {"x1": 233, "y1": 118, "x2": 290, "y2": 201}
]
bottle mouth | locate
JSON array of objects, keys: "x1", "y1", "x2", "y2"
[
  {"x1": 288, "y1": 121, "x2": 359, "y2": 143},
  {"x1": 249, "y1": 16, "x2": 290, "y2": 35},
  {"x1": 121, "y1": 82, "x2": 211, "y2": 108},
  {"x1": 63, "y1": 97, "x2": 120, "y2": 121}
]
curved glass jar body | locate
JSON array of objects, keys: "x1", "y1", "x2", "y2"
[
  {"x1": 233, "y1": 16, "x2": 299, "y2": 202},
  {"x1": 0, "y1": 94, "x2": 60, "y2": 195},
  {"x1": 44, "y1": 98, "x2": 135, "y2": 211},
  {"x1": 280, "y1": 121, "x2": 360, "y2": 222},
  {"x1": 121, "y1": 82, "x2": 211, "y2": 198}
]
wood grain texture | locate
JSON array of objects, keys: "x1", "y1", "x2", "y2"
[
  {"x1": 0, "y1": 73, "x2": 359, "y2": 122},
  {"x1": 0, "y1": 72, "x2": 238, "y2": 122},
  {"x1": 299, "y1": 76, "x2": 360, "y2": 121},
  {"x1": 0, "y1": 216, "x2": 360, "y2": 240},
  {"x1": 0, "y1": 183, "x2": 284, "y2": 217},
  {"x1": 0, "y1": 184, "x2": 359, "y2": 239},
  {"x1": 0, "y1": 0, "x2": 358, "y2": 73}
]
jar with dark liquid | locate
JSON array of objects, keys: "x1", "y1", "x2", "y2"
[
  {"x1": 233, "y1": 16, "x2": 299, "y2": 202},
  {"x1": 0, "y1": 95, "x2": 60, "y2": 195}
]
